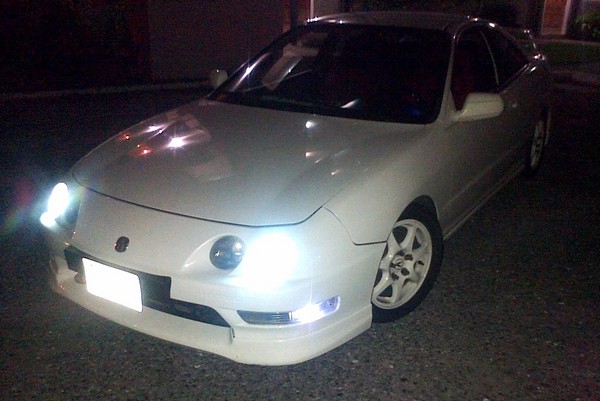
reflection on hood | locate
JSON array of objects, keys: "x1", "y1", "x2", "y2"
[{"x1": 72, "y1": 100, "x2": 420, "y2": 226}]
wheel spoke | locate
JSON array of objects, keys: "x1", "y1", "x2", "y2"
[
  {"x1": 373, "y1": 275, "x2": 406, "y2": 305},
  {"x1": 387, "y1": 279, "x2": 403, "y2": 304},
  {"x1": 386, "y1": 231, "x2": 402, "y2": 256},
  {"x1": 412, "y1": 242, "x2": 430, "y2": 262},
  {"x1": 372, "y1": 268, "x2": 392, "y2": 301},
  {"x1": 399, "y1": 223, "x2": 417, "y2": 251}
]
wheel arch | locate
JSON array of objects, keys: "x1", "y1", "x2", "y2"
[{"x1": 403, "y1": 195, "x2": 439, "y2": 221}]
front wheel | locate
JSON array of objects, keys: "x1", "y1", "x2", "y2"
[
  {"x1": 523, "y1": 112, "x2": 550, "y2": 177},
  {"x1": 372, "y1": 205, "x2": 443, "y2": 323}
]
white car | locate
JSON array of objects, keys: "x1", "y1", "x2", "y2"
[{"x1": 41, "y1": 12, "x2": 552, "y2": 365}]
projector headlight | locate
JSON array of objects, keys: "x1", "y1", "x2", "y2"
[
  {"x1": 40, "y1": 182, "x2": 70, "y2": 227},
  {"x1": 210, "y1": 236, "x2": 245, "y2": 270}
]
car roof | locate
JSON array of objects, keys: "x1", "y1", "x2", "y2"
[{"x1": 309, "y1": 11, "x2": 476, "y2": 33}]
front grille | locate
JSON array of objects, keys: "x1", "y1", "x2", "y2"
[{"x1": 63, "y1": 247, "x2": 230, "y2": 327}]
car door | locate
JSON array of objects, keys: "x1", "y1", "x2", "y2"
[
  {"x1": 444, "y1": 26, "x2": 505, "y2": 226},
  {"x1": 444, "y1": 25, "x2": 535, "y2": 230},
  {"x1": 484, "y1": 27, "x2": 538, "y2": 170}
]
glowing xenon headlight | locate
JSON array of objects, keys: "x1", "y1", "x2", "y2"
[
  {"x1": 242, "y1": 233, "x2": 299, "y2": 288},
  {"x1": 40, "y1": 182, "x2": 70, "y2": 227}
]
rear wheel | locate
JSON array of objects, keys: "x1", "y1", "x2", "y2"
[
  {"x1": 372, "y1": 205, "x2": 443, "y2": 323},
  {"x1": 524, "y1": 112, "x2": 549, "y2": 177}
]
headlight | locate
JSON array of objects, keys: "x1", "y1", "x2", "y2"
[
  {"x1": 40, "y1": 182, "x2": 70, "y2": 228},
  {"x1": 210, "y1": 236, "x2": 245, "y2": 270},
  {"x1": 211, "y1": 233, "x2": 299, "y2": 288},
  {"x1": 239, "y1": 233, "x2": 298, "y2": 289}
]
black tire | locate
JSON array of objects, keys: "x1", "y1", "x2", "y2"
[
  {"x1": 523, "y1": 112, "x2": 549, "y2": 177},
  {"x1": 372, "y1": 204, "x2": 443, "y2": 323}
]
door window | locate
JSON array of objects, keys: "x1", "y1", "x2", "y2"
[
  {"x1": 483, "y1": 28, "x2": 529, "y2": 87},
  {"x1": 451, "y1": 28, "x2": 497, "y2": 110}
]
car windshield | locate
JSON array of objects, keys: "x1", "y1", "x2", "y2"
[{"x1": 209, "y1": 24, "x2": 451, "y2": 124}]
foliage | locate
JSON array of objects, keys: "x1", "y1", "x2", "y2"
[{"x1": 572, "y1": 11, "x2": 600, "y2": 42}]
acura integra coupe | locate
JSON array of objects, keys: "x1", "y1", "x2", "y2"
[{"x1": 41, "y1": 12, "x2": 552, "y2": 365}]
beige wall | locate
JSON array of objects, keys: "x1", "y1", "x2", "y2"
[{"x1": 148, "y1": 0, "x2": 284, "y2": 81}]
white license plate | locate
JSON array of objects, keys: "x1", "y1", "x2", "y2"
[{"x1": 83, "y1": 258, "x2": 142, "y2": 312}]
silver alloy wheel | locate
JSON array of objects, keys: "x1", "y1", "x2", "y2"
[
  {"x1": 529, "y1": 118, "x2": 546, "y2": 170},
  {"x1": 372, "y1": 218, "x2": 433, "y2": 309}
]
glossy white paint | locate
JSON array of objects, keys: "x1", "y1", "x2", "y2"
[
  {"x1": 73, "y1": 101, "x2": 423, "y2": 229},
  {"x1": 453, "y1": 93, "x2": 504, "y2": 122}
]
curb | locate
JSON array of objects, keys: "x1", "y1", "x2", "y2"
[{"x1": 0, "y1": 81, "x2": 212, "y2": 101}]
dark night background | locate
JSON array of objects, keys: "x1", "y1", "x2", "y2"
[{"x1": 4, "y1": 0, "x2": 596, "y2": 94}]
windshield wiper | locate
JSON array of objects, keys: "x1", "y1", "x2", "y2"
[{"x1": 259, "y1": 95, "x2": 342, "y2": 110}]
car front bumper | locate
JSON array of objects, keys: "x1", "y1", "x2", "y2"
[{"x1": 44, "y1": 188, "x2": 383, "y2": 365}]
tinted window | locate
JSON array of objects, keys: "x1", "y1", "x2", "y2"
[
  {"x1": 210, "y1": 25, "x2": 451, "y2": 124},
  {"x1": 483, "y1": 28, "x2": 528, "y2": 86},
  {"x1": 451, "y1": 28, "x2": 497, "y2": 110}
]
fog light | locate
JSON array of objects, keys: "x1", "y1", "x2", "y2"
[
  {"x1": 238, "y1": 296, "x2": 339, "y2": 325},
  {"x1": 210, "y1": 236, "x2": 245, "y2": 270}
]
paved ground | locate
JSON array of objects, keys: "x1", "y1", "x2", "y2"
[{"x1": 0, "y1": 78, "x2": 598, "y2": 400}]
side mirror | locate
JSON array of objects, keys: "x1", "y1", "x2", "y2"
[
  {"x1": 453, "y1": 93, "x2": 504, "y2": 122},
  {"x1": 209, "y1": 69, "x2": 228, "y2": 89}
]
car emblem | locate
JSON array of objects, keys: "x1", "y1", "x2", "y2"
[{"x1": 115, "y1": 236, "x2": 130, "y2": 253}]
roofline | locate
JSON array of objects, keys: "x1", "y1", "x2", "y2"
[{"x1": 308, "y1": 11, "x2": 478, "y2": 33}]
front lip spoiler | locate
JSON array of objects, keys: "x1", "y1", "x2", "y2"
[{"x1": 63, "y1": 246, "x2": 230, "y2": 327}]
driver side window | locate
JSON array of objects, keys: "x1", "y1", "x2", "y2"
[{"x1": 451, "y1": 29, "x2": 497, "y2": 110}]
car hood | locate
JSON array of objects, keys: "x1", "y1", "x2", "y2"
[{"x1": 72, "y1": 100, "x2": 422, "y2": 226}]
